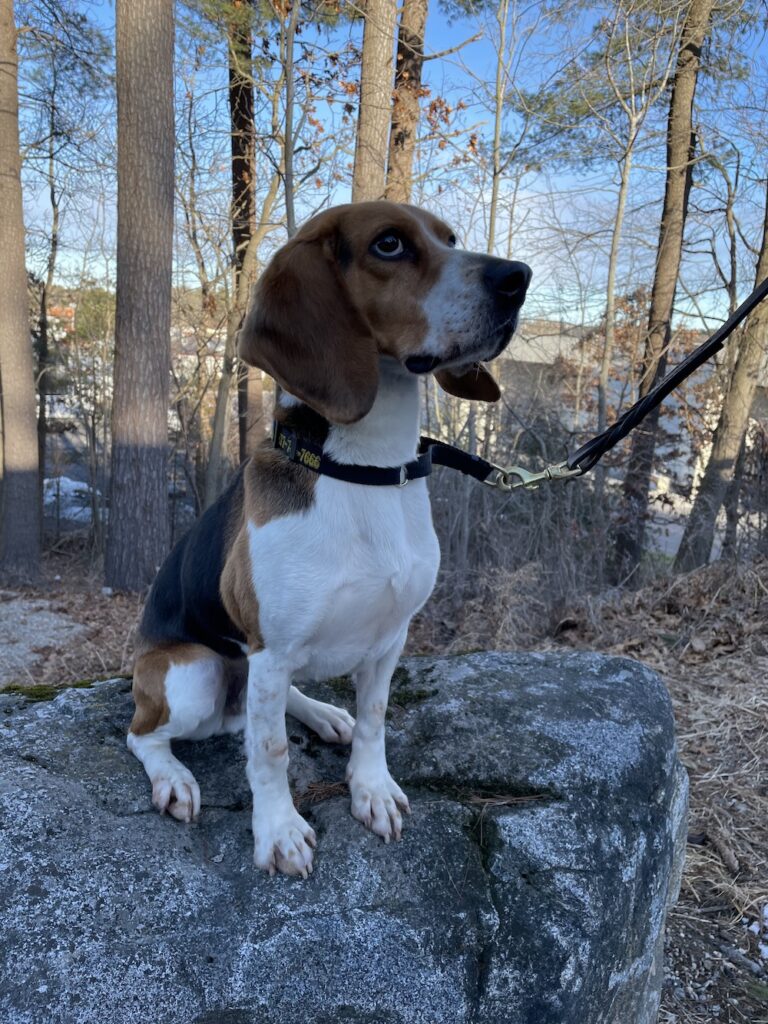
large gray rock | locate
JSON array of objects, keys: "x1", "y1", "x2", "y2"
[{"x1": 0, "y1": 652, "x2": 687, "y2": 1024}]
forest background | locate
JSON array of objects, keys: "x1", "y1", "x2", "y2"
[
  {"x1": 1, "y1": 1, "x2": 767, "y2": 1020},
  {"x1": 2, "y1": 0, "x2": 768, "y2": 596}
]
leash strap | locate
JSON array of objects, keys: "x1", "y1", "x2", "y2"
[{"x1": 566, "y1": 275, "x2": 768, "y2": 474}]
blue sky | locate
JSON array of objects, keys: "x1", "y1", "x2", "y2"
[{"x1": 20, "y1": 0, "x2": 768, "y2": 330}]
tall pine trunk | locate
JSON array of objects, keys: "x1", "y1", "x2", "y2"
[
  {"x1": 612, "y1": 0, "x2": 713, "y2": 581},
  {"x1": 385, "y1": 0, "x2": 427, "y2": 204},
  {"x1": 487, "y1": 0, "x2": 510, "y2": 254},
  {"x1": 205, "y1": 327, "x2": 238, "y2": 508},
  {"x1": 105, "y1": 0, "x2": 174, "y2": 591},
  {"x1": 36, "y1": 92, "x2": 60, "y2": 499},
  {"x1": 0, "y1": 0, "x2": 41, "y2": 581},
  {"x1": 352, "y1": 0, "x2": 397, "y2": 202},
  {"x1": 228, "y1": 0, "x2": 263, "y2": 464},
  {"x1": 674, "y1": 177, "x2": 768, "y2": 571},
  {"x1": 282, "y1": 0, "x2": 301, "y2": 237}
]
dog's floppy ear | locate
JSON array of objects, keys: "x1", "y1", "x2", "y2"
[
  {"x1": 238, "y1": 230, "x2": 379, "y2": 424},
  {"x1": 435, "y1": 363, "x2": 501, "y2": 402}
]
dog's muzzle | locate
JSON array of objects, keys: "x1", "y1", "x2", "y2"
[{"x1": 405, "y1": 257, "x2": 533, "y2": 375}]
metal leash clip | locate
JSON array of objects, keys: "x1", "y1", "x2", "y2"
[{"x1": 483, "y1": 460, "x2": 585, "y2": 491}]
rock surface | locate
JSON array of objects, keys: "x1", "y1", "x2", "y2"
[{"x1": 0, "y1": 652, "x2": 687, "y2": 1024}]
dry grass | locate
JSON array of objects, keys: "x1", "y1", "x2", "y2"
[
  {"x1": 407, "y1": 562, "x2": 554, "y2": 653},
  {"x1": 0, "y1": 552, "x2": 141, "y2": 687}
]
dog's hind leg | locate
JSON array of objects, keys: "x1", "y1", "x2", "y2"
[
  {"x1": 286, "y1": 685, "x2": 355, "y2": 743},
  {"x1": 127, "y1": 644, "x2": 226, "y2": 822}
]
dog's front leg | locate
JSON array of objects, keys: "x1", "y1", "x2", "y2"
[
  {"x1": 246, "y1": 649, "x2": 316, "y2": 877},
  {"x1": 347, "y1": 636, "x2": 411, "y2": 843}
]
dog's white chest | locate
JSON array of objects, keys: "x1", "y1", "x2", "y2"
[{"x1": 249, "y1": 476, "x2": 439, "y2": 676}]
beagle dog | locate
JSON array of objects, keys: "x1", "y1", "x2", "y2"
[{"x1": 128, "y1": 200, "x2": 531, "y2": 877}]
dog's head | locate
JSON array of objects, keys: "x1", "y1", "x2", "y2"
[{"x1": 238, "y1": 201, "x2": 531, "y2": 424}]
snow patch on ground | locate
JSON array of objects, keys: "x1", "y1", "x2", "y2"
[
  {"x1": 744, "y1": 906, "x2": 768, "y2": 960},
  {"x1": 43, "y1": 477, "x2": 99, "y2": 524}
]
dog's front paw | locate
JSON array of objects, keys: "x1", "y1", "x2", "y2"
[
  {"x1": 151, "y1": 767, "x2": 201, "y2": 823},
  {"x1": 301, "y1": 698, "x2": 355, "y2": 744},
  {"x1": 347, "y1": 769, "x2": 410, "y2": 843},
  {"x1": 252, "y1": 805, "x2": 316, "y2": 878}
]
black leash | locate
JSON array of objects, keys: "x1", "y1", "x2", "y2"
[
  {"x1": 274, "y1": 275, "x2": 768, "y2": 491},
  {"x1": 564, "y1": 274, "x2": 768, "y2": 477}
]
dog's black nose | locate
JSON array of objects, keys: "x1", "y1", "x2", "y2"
[{"x1": 483, "y1": 259, "x2": 532, "y2": 304}]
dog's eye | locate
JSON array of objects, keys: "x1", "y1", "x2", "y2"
[
  {"x1": 371, "y1": 232, "x2": 406, "y2": 259},
  {"x1": 447, "y1": 234, "x2": 457, "y2": 248}
]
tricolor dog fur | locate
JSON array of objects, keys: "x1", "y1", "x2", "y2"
[{"x1": 128, "y1": 200, "x2": 531, "y2": 878}]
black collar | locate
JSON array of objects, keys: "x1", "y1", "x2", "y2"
[{"x1": 273, "y1": 420, "x2": 497, "y2": 487}]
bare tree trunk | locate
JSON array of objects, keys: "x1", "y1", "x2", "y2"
[
  {"x1": 613, "y1": 0, "x2": 713, "y2": 581},
  {"x1": 229, "y1": 1, "x2": 254, "y2": 292},
  {"x1": 204, "y1": 171, "x2": 280, "y2": 507},
  {"x1": 721, "y1": 433, "x2": 746, "y2": 559},
  {"x1": 452, "y1": 406, "x2": 476, "y2": 612},
  {"x1": 228, "y1": 0, "x2": 263, "y2": 464},
  {"x1": 204, "y1": 324, "x2": 237, "y2": 509},
  {"x1": 36, "y1": 299, "x2": 50, "y2": 490},
  {"x1": 283, "y1": 0, "x2": 301, "y2": 238},
  {"x1": 594, "y1": 139, "x2": 636, "y2": 509},
  {"x1": 599, "y1": 144, "x2": 635, "y2": 438},
  {"x1": 487, "y1": 0, "x2": 509, "y2": 254},
  {"x1": 240, "y1": 332, "x2": 264, "y2": 455},
  {"x1": 385, "y1": 0, "x2": 427, "y2": 204},
  {"x1": 105, "y1": 0, "x2": 174, "y2": 591},
  {"x1": 674, "y1": 177, "x2": 768, "y2": 572},
  {"x1": 0, "y1": 0, "x2": 41, "y2": 581},
  {"x1": 36, "y1": 91, "x2": 60, "y2": 494},
  {"x1": 352, "y1": 0, "x2": 397, "y2": 202},
  {"x1": 179, "y1": 72, "x2": 233, "y2": 510}
]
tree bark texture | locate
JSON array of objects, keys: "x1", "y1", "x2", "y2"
[
  {"x1": 674, "y1": 178, "x2": 768, "y2": 572},
  {"x1": 612, "y1": 0, "x2": 714, "y2": 581},
  {"x1": 237, "y1": 342, "x2": 264, "y2": 461},
  {"x1": 205, "y1": 174, "x2": 281, "y2": 508},
  {"x1": 228, "y1": 0, "x2": 263, "y2": 463},
  {"x1": 36, "y1": 93, "x2": 60, "y2": 498},
  {"x1": 205, "y1": 326, "x2": 237, "y2": 510},
  {"x1": 0, "y1": 0, "x2": 41, "y2": 580},
  {"x1": 352, "y1": 0, "x2": 397, "y2": 202},
  {"x1": 106, "y1": 0, "x2": 174, "y2": 591},
  {"x1": 721, "y1": 434, "x2": 746, "y2": 558},
  {"x1": 385, "y1": 0, "x2": 427, "y2": 204},
  {"x1": 283, "y1": 0, "x2": 301, "y2": 237},
  {"x1": 487, "y1": 0, "x2": 509, "y2": 255}
]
